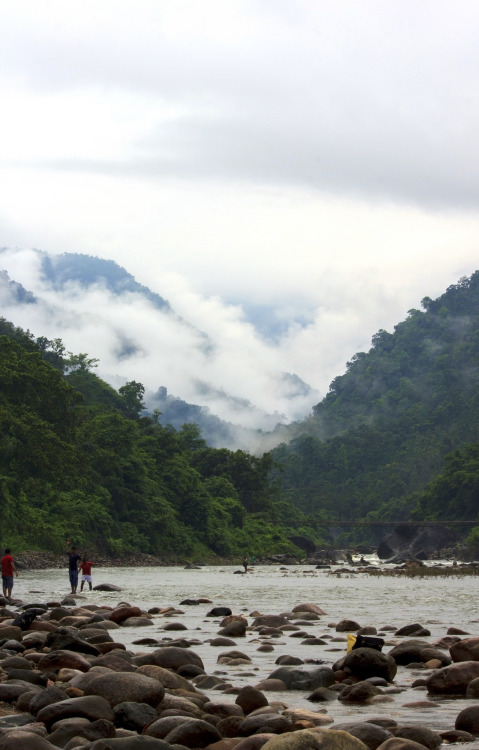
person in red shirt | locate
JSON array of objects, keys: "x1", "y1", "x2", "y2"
[
  {"x1": 1, "y1": 549, "x2": 18, "y2": 599},
  {"x1": 80, "y1": 557, "x2": 94, "y2": 591}
]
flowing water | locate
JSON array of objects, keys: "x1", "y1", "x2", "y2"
[{"x1": 14, "y1": 563, "x2": 479, "y2": 735}]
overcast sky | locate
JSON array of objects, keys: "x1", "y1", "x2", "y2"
[{"x1": 1, "y1": 1, "x2": 479, "y2": 429}]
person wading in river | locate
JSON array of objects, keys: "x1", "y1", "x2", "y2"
[{"x1": 65, "y1": 540, "x2": 81, "y2": 594}]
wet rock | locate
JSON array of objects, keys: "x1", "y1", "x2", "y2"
[
  {"x1": 29, "y1": 685, "x2": 69, "y2": 715},
  {"x1": 132, "y1": 646, "x2": 204, "y2": 672},
  {"x1": 418, "y1": 647, "x2": 450, "y2": 666},
  {"x1": 36, "y1": 695, "x2": 115, "y2": 728},
  {"x1": 456, "y1": 705, "x2": 479, "y2": 734},
  {"x1": 218, "y1": 619, "x2": 247, "y2": 637},
  {"x1": 341, "y1": 648, "x2": 397, "y2": 682},
  {"x1": 336, "y1": 620, "x2": 361, "y2": 632},
  {"x1": 275, "y1": 655, "x2": 304, "y2": 666},
  {"x1": 144, "y1": 715, "x2": 193, "y2": 738},
  {"x1": 44, "y1": 628, "x2": 101, "y2": 656},
  {"x1": 426, "y1": 661, "x2": 479, "y2": 694},
  {"x1": 233, "y1": 734, "x2": 277, "y2": 750},
  {"x1": 238, "y1": 713, "x2": 292, "y2": 736},
  {"x1": 391, "y1": 726, "x2": 441, "y2": 749},
  {"x1": 307, "y1": 687, "x2": 338, "y2": 702},
  {"x1": 283, "y1": 708, "x2": 333, "y2": 727},
  {"x1": 136, "y1": 664, "x2": 194, "y2": 691},
  {"x1": 216, "y1": 715, "x2": 245, "y2": 737},
  {"x1": 466, "y1": 677, "x2": 479, "y2": 698},
  {"x1": 113, "y1": 701, "x2": 158, "y2": 731},
  {"x1": 439, "y1": 728, "x2": 475, "y2": 743},
  {"x1": 37, "y1": 649, "x2": 91, "y2": 673},
  {"x1": 109, "y1": 606, "x2": 142, "y2": 624},
  {"x1": 292, "y1": 603, "x2": 326, "y2": 615},
  {"x1": 0, "y1": 731, "x2": 57, "y2": 749},
  {"x1": 93, "y1": 583, "x2": 122, "y2": 591},
  {"x1": 394, "y1": 624, "x2": 426, "y2": 637},
  {"x1": 0, "y1": 683, "x2": 39, "y2": 701},
  {"x1": 252, "y1": 616, "x2": 288, "y2": 628},
  {"x1": 387, "y1": 641, "x2": 430, "y2": 666},
  {"x1": 202, "y1": 701, "x2": 244, "y2": 719},
  {"x1": 48, "y1": 717, "x2": 116, "y2": 747},
  {"x1": 164, "y1": 718, "x2": 223, "y2": 747},
  {"x1": 334, "y1": 722, "x2": 392, "y2": 750},
  {"x1": 267, "y1": 665, "x2": 335, "y2": 690},
  {"x1": 261, "y1": 728, "x2": 368, "y2": 750},
  {"x1": 254, "y1": 678, "x2": 286, "y2": 691},
  {"x1": 451, "y1": 637, "x2": 479, "y2": 662},
  {"x1": 235, "y1": 686, "x2": 269, "y2": 714},
  {"x1": 207, "y1": 607, "x2": 232, "y2": 617},
  {"x1": 376, "y1": 739, "x2": 433, "y2": 750},
  {"x1": 84, "y1": 671, "x2": 165, "y2": 707},
  {"x1": 339, "y1": 681, "x2": 382, "y2": 703}
]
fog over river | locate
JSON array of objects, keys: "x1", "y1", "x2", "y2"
[{"x1": 14, "y1": 563, "x2": 479, "y2": 738}]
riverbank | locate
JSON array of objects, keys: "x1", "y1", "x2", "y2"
[{"x1": 1, "y1": 570, "x2": 479, "y2": 748}]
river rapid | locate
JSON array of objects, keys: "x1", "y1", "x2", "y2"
[{"x1": 14, "y1": 562, "x2": 479, "y2": 738}]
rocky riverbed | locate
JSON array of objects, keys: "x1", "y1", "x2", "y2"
[{"x1": 1, "y1": 589, "x2": 479, "y2": 749}]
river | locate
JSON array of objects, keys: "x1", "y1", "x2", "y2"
[{"x1": 13, "y1": 562, "x2": 479, "y2": 737}]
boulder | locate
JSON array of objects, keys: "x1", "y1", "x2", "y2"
[
  {"x1": 450, "y1": 637, "x2": 479, "y2": 662},
  {"x1": 339, "y1": 682, "x2": 382, "y2": 703},
  {"x1": 93, "y1": 583, "x2": 122, "y2": 591},
  {"x1": 37, "y1": 650, "x2": 91, "y2": 673},
  {"x1": 218, "y1": 619, "x2": 247, "y2": 637},
  {"x1": 342, "y1": 648, "x2": 397, "y2": 681},
  {"x1": 376, "y1": 740, "x2": 433, "y2": 750},
  {"x1": 29, "y1": 686, "x2": 69, "y2": 716},
  {"x1": 238, "y1": 713, "x2": 293, "y2": 736},
  {"x1": 392, "y1": 727, "x2": 441, "y2": 749},
  {"x1": 0, "y1": 731, "x2": 57, "y2": 750},
  {"x1": 36, "y1": 695, "x2": 114, "y2": 728},
  {"x1": 292, "y1": 603, "x2": 327, "y2": 615},
  {"x1": 387, "y1": 641, "x2": 430, "y2": 665},
  {"x1": 427, "y1": 661, "x2": 479, "y2": 694},
  {"x1": 47, "y1": 717, "x2": 115, "y2": 747},
  {"x1": 266, "y1": 665, "x2": 335, "y2": 690},
  {"x1": 133, "y1": 646, "x2": 204, "y2": 671},
  {"x1": 455, "y1": 705, "x2": 479, "y2": 734},
  {"x1": 109, "y1": 606, "x2": 142, "y2": 624},
  {"x1": 113, "y1": 700, "x2": 158, "y2": 731},
  {"x1": 334, "y1": 722, "x2": 391, "y2": 750},
  {"x1": 84, "y1": 671, "x2": 165, "y2": 707},
  {"x1": 145, "y1": 715, "x2": 194, "y2": 738},
  {"x1": 261, "y1": 728, "x2": 368, "y2": 750},
  {"x1": 235, "y1": 686, "x2": 269, "y2": 714},
  {"x1": 164, "y1": 718, "x2": 223, "y2": 747},
  {"x1": 336, "y1": 619, "x2": 361, "y2": 632}
]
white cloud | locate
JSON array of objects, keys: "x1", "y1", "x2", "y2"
[{"x1": 0, "y1": 1, "x2": 478, "y2": 440}]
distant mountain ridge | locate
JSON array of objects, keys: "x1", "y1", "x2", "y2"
[{"x1": 0, "y1": 247, "x2": 318, "y2": 449}]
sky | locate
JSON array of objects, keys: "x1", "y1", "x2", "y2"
[{"x1": 0, "y1": 1, "x2": 479, "y2": 433}]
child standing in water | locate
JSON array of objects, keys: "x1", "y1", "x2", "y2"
[{"x1": 80, "y1": 556, "x2": 94, "y2": 591}]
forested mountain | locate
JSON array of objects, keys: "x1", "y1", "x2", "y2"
[
  {"x1": 270, "y1": 272, "x2": 479, "y2": 542},
  {"x1": 0, "y1": 318, "x2": 306, "y2": 558},
  {"x1": 3, "y1": 271, "x2": 479, "y2": 557},
  {"x1": 0, "y1": 247, "x2": 318, "y2": 446}
]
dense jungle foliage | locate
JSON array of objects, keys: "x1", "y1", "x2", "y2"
[
  {"x1": 3, "y1": 270, "x2": 479, "y2": 558},
  {"x1": 0, "y1": 318, "x2": 307, "y2": 559},
  {"x1": 269, "y1": 272, "x2": 479, "y2": 546}
]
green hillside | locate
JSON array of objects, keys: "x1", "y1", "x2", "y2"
[
  {"x1": 269, "y1": 272, "x2": 479, "y2": 542},
  {"x1": 0, "y1": 318, "x2": 304, "y2": 559}
]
